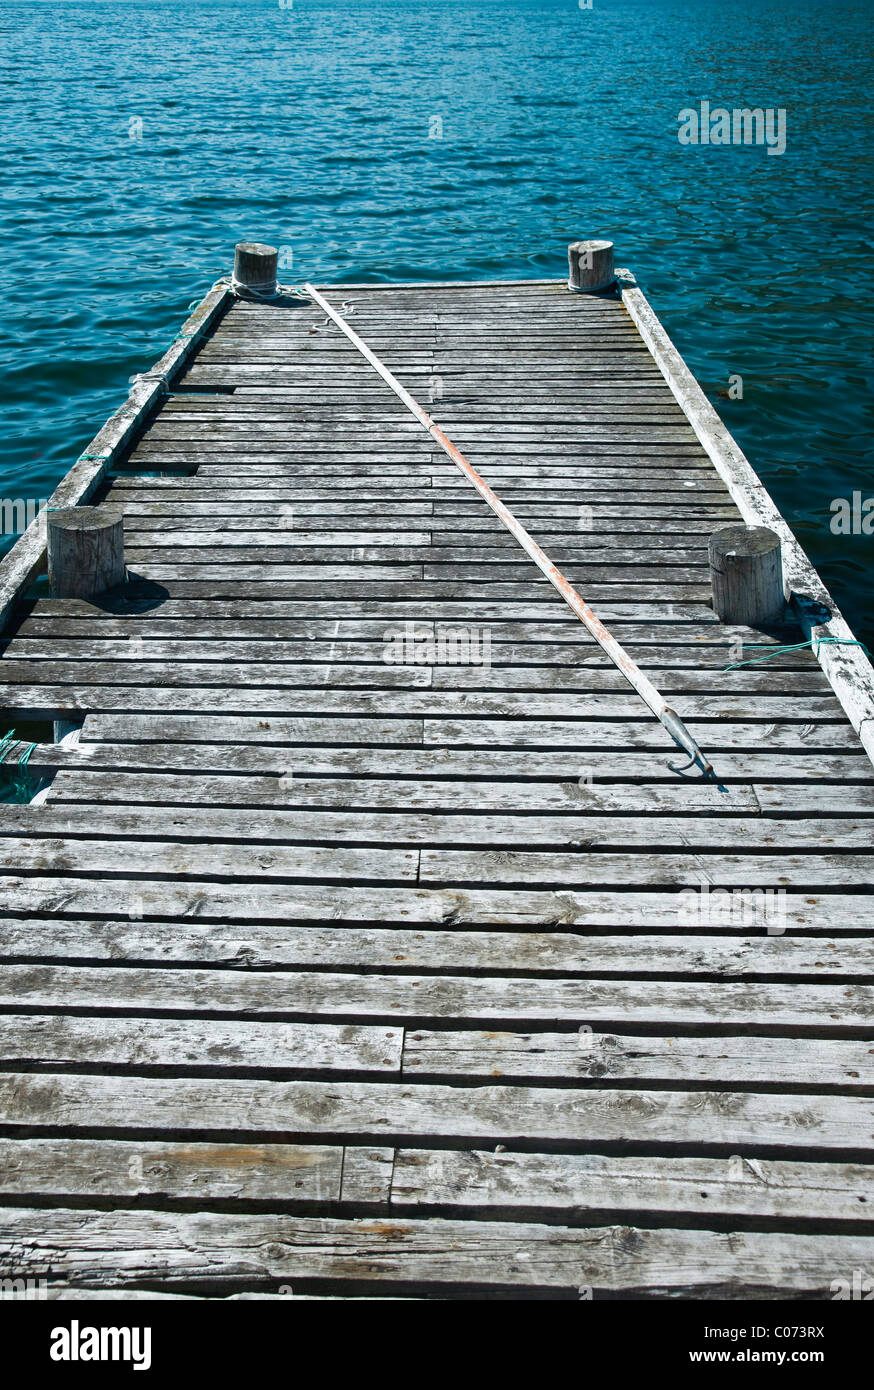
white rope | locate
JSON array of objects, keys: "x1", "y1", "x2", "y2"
[{"x1": 217, "y1": 274, "x2": 311, "y2": 303}]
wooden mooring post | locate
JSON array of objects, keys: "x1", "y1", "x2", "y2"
[
  {"x1": 709, "y1": 524, "x2": 785, "y2": 627},
  {"x1": 47, "y1": 505, "x2": 126, "y2": 743},
  {"x1": 232, "y1": 242, "x2": 278, "y2": 297},
  {"x1": 47, "y1": 506, "x2": 125, "y2": 601},
  {"x1": 568, "y1": 239, "x2": 615, "y2": 293}
]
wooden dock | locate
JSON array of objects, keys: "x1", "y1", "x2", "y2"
[{"x1": 0, "y1": 266, "x2": 873, "y2": 1299}]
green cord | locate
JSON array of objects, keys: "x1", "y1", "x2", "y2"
[
  {"x1": 0, "y1": 730, "x2": 37, "y2": 766},
  {"x1": 725, "y1": 637, "x2": 870, "y2": 670}
]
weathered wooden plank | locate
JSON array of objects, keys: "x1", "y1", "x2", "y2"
[
  {"x1": 14, "y1": 621, "x2": 810, "y2": 659},
  {"x1": 6, "y1": 803, "x2": 874, "y2": 854},
  {"x1": 0, "y1": 835, "x2": 418, "y2": 883},
  {"x1": 76, "y1": 712, "x2": 427, "y2": 743},
  {"x1": 120, "y1": 534, "x2": 713, "y2": 563},
  {"x1": 29, "y1": 745, "x2": 872, "y2": 800},
  {"x1": 20, "y1": 597, "x2": 753, "y2": 622},
  {"x1": 124, "y1": 528, "x2": 435, "y2": 548},
  {"x1": 0, "y1": 684, "x2": 850, "y2": 724},
  {"x1": 1, "y1": 1073, "x2": 872, "y2": 1149},
  {"x1": 1, "y1": 878, "x2": 864, "y2": 929},
  {"x1": 2, "y1": 919, "x2": 870, "y2": 972},
  {"x1": 122, "y1": 560, "x2": 710, "y2": 585},
  {"x1": 427, "y1": 665, "x2": 829, "y2": 695},
  {"x1": 420, "y1": 717, "x2": 852, "y2": 750},
  {"x1": 45, "y1": 771, "x2": 762, "y2": 813},
  {"x1": 0, "y1": 660, "x2": 436, "y2": 689},
  {"x1": 0, "y1": 1139, "x2": 390, "y2": 1205},
  {"x1": 0, "y1": 1016, "x2": 402, "y2": 1073},
  {"x1": 420, "y1": 850, "x2": 874, "y2": 890},
  {"x1": 5, "y1": 639, "x2": 820, "y2": 676},
  {"x1": 401, "y1": 1030, "x2": 874, "y2": 1085},
  {"x1": 30, "y1": 744, "x2": 870, "y2": 786},
  {"x1": 2, "y1": 966, "x2": 871, "y2": 1031},
  {"x1": 390, "y1": 1151, "x2": 874, "y2": 1225},
  {"x1": 116, "y1": 510, "x2": 741, "y2": 534},
  {"x1": 3, "y1": 1207, "x2": 870, "y2": 1294},
  {"x1": 77, "y1": 712, "x2": 853, "y2": 751}
]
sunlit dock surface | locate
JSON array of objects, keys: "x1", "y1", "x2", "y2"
[{"x1": 0, "y1": 275, "x2": 872, "y2": 1299}]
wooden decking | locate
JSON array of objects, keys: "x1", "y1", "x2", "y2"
[{"x1": 0, "y1": 277, "x2": 872, "y2": 1298}]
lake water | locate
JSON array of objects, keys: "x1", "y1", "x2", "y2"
[{"x1": 1, "y1": 0, "x2": 872, "y2": 643}]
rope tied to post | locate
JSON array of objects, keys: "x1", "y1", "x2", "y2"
[
  {"x1": 225, "y1": 277, "x2": 309, "y2": 302},
  {"x1": 724, "y1": 637, "x2": 871, "y2": 671},
  {"x1": 0, "y1": 730, "x2": 37, "y2": 766}
]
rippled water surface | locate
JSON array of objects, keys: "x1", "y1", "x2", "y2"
[{"x1": 1, "y1": 0, "x2": 872, "y2": 642}]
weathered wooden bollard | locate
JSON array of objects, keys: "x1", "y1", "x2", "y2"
[
  {"x1": 47, "y1": 506, "x2": 126, "y2": 600},
  {"x1": 568, "y1": 239, "x2": 615, "y2": 293},
  {"x1": 709, "y1": 524, "x2": 785, "y2": 626},
  {"x1": 47, "y1": 505, "x2": 126, "y2": 744},
  {"x1": 232, "y1": 241, "x2": 278, "y2": 297}
]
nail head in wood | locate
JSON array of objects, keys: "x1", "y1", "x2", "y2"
[
  {"x1": 233, "y1": 242, "x2": 278, "y2": 297},
  {"x1": 709, "y1": 524, "x2": 785, "y2": 627},
  {"x1": 47, "y1": 506, "x2": 126, "y2": 600},
  {"x1": 568, "y1": 240, "x2": 615, "y2": 293}
]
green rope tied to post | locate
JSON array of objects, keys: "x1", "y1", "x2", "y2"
[
  {"x1": 78, "y1": 453, "x2": 111, "y2": 462},
  {"x1": 725, "y1": 637, "x2": 870, "y2": 671},
  {"x1": 0, "y1": 730, "x2": 37, "y2": 766}
]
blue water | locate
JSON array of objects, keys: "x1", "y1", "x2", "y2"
[{"x1": 1, "y1": 0, "x2": 872, "y2": 643}]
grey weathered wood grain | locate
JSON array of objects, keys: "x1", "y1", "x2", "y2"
[
  {"x1": 401, "y1": 1030, "x2": 874, "y2": 1085},
  {"x1": 0, "y1": 835, "x2": 418, "y2": 883},
  {"x1": 390, "y1": 1150, "x2": 874, "y2": 1225},
  {"x1": 0, "y1": 878, "x2": 865, "y2": 928},
  {"x1": 0, "y1": 1139, "x2": 389, "y2": 1205},
  {"x1": 75, "y1": 710, "x2": 850, "y2": 750},
  {"x1": 27, "y1": 743, "x2": 870, "y2": 784},
  {"x1": 2, "y1": 1206, "x2": 870, "y2": 1294},
  {"x1": 0, "y1": 1016, "x2": 402, "y2": 1073},
  {"x1": 1, "y1": 1074, "x2": 873, "y2": 1166},
  {"x1": 2, "y1": 918, "x2": 870, "y2": 972},
  {"x1": 1, "y1": 275, "x2": 872, "y2": 1300},
  {"x1": 1, "y1": 966, "x2": 870, "y2": 1031}
]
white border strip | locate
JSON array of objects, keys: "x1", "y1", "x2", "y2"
[
  {"x1": 620, "y1": 277, "x2": 874, "y2": 764},
  {"x1": 0, "y1": 279, "x2": 232, "y2": 634}
]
